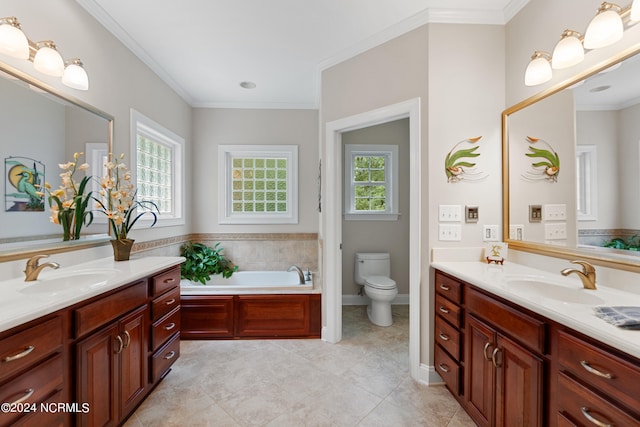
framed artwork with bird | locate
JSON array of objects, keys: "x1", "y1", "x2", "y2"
[{"x1": 4, "y1": 156, "x2": 45, "y2": 212}]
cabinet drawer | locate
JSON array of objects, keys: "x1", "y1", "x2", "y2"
[
  {"x1": 435, "y1": 343, "x2": 460, "y2": 396},
  {"x1": 0, "y1": 354, "x2": 63, "y2": 427},
  {"x1": 435, "y1": 271, "x2": 462, "y2": 303},
  {"x1": 74, "y1": 281, "x2": 148, "y2": 338},
  {"x1": 558, "y1": 330, "x2": 640, "y2": 412},
  {"x1": 466, "y1": 287, "x2": 545, "y2": 354},
  {"x1": 151, "y1": 332, "x2": 180, "y2": 383},
  {"x1": 13, "y1": 389, "x2": 65, "y2": 427},
  {"x1": 557, "y1": 372, "x2": 639, "y2": 427},
  {"x1": 151, "y1": 307, "x2": 180, "y2": 351},
  {"x1": 435, "y1": 315, "x2": 461, "y2": 360},
  {"x1": 152, "y1": 267, "x2": 180, "y2": 296},
  {"x1": 0, "y1": 317, "x2": 62, "y2": 383},
  {"x1": 152, "y1": 286, "x2": 180, "y2": 322},
  {"x1": 435, "y1": 294, "x2": 461, "y2": 328}
]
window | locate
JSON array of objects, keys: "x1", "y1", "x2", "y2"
[
  {"x1": 131, "y1": 109, "x2": 185, "y2": 227},
  {"x1": 576, "y1": 145, "x2": 597, "y2": 221},
  {"x1": 344, "y1": 144, "x2": 398, "y2": 220},
  {"x1": 219, "y1": 145, "x2": 298, "y2": 224}
]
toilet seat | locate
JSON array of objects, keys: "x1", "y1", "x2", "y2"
[{"x1": 365, "y1": 276, "x2": 397, "y2": 290}]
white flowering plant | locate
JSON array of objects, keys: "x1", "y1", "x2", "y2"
[
  {"x1": 95, "y1": 153, "x2": 159, "y2": 240},
  {"x1": 41, "y1": 152, "x2": 94, "y2": 241}
]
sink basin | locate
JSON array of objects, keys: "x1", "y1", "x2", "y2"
[
  {"x1": 20, "y1": 269, "x2": 117, "y2": 296},
  {"x1": 506, "y1": 276, "x2": 605, "y2": 305}
]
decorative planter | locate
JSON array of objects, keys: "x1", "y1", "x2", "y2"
[{"x1": 111, "y1": 238, "x2": 135, "y2": 261}]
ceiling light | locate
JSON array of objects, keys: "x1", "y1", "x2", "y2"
[
  {"x1": 589, "y1": 85, "x2": 611, "y2": 92},
  {"x1": 240, "y1": 81, "x2": 256, "y2": 89},
  {"x1": 33, "y1": 40, "x2": 64, "y2": 76},
  {"x1": 551, "y1": 30, "x2": 584, "y2": 69},
  {"x1": 525, "y1": 51, "x2": 552, "y2": 86},
  {"x1": 0, "y1": 17, "x2": 29, "y2": 59},
  {"x1": 62, "y1": 59, "x2": 89, "y2": 90},
  {"x1": 584, "y1": 2, "x2": 623, "y2": 49}
]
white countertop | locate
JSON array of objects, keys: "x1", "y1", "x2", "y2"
[
  {"x1": 0, "y1": 256, "x2": 184, "y2": 334},
  {"x1": 431, "y1": 261, "x2": 640, "y2": 360}
]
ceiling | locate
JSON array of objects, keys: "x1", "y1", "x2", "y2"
[{"x1": 76, "y1": 0, "x2": 528, "y2": 109}]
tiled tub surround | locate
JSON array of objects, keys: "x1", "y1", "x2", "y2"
[{"x1": 430, "y1": 260, "x2": 640, "y2": 360}]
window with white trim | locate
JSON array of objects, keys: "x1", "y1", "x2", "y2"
[
  {"x1": 344, "y1": 144, "x2": 398, "y2": 220},
  {"x1": 219, "y1": 145, "x2": 298, "y2": 224},
  {"x1": 576, "y1": 145, "x2": 597, "y2": 221},
  {"x1": 131, "y1": 109, "x2": 185, "y2": 227}
]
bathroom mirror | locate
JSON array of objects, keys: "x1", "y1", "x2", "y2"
[
  {"x1": 0, "y1": 61, "x2": 113, "y2": 261},
  {"x1": 503, "y1": 44, "x2": 640, "y2": 271}
]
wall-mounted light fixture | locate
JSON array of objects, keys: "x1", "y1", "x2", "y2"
[
  {"x1": 525, "y1": 2, "x2": 638, "y2": 86},
  {"x1": 0, "y1": 16, "x2": 88, "y2": 90}
]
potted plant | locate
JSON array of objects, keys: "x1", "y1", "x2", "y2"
[
  {"x1": 42, "y1": 152, "x2": 94, "y2": 241},
  {"x1": 94, "y1": 153, "x2": 159, "y2": 260},
  {"x1": 180, "y1": 242, "x2": 238, "y2": 284}
]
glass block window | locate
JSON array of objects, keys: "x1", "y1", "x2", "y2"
[
  {"x1": 345, "y1": 144, "x2": 398, "y2": 221},
  {"x1": 131, "y1": 109, "x2": 185, "y2": 227},
  {"x1": 219, "y1": 145, "x2": 298, "y2": 224}
]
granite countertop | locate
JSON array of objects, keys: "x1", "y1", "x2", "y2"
[
  {"x1": 431, "y1": 261, "x2": 640, "y2": 360},
  {"x1": 0, "y1": 256, "x2": 184, "y2": 333}
]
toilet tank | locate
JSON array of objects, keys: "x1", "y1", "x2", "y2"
[{"x1": 354, "y1": 252, "x2": 391, "y2": 285}]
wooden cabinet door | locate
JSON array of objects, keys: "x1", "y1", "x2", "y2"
[
  {"x1": 495, "y1": 334, "x2": 543, "y2": 427},
  {"x1": 119, "y1": 306, "x2": 148, "y2": 420},
  {"x1": 77, "y1": 323, "x2": 119, "y2": 427},
  {"x1": 465, "y1": 315, "x2": 496, "y2": 427}
]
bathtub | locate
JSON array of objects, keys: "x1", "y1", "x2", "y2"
[{"x1": 180, "y1": 270, "x2": 314, "y2": 295}]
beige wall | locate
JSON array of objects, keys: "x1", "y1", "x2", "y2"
[
  {"x1": 341, "y1": 119, "x2": 410, "y2": 296},
  {"x1": 2, "y1": 0, "x2": 192, "y2": 244},
  {"x1": 191, "y1": 108, "x2": 319, "y2": 234}
]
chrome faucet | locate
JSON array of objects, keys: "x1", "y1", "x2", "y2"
[
  {"x1": 24, "y1": 254, "x2": 60, "y2": 282},
  {"x1": 287, "y1": 265, "x2": 306, "y2": 284},
  {"x1": 561, "y1": 260, "x2": 597, "y2": 290}
]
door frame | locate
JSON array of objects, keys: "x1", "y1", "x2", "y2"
[{"x1": 322, "y1": 98, "x2": 422, "y2": 380}]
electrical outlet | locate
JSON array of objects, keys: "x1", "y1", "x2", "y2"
[
  {"x1": 439, "y1": 224, "x2": 462, "y2": 241},
  {"x1": 543, "y1": 204, "x2": 567, "y2": 221},
  {"x1": 465, "y1": 205, "x2": 479, "y2": 223},
  {"x1": 439, "y1": 205, "x2": 462, "y2": 222},
  {"x1": 483, "y1": 225, "x2": 499, "y2": 242},
  {"x1": 544, "y1": 222, "x2": 567, "y2": 240},
  {"x1": 529, "y1": 205, "x2": 542, "y2": 222},
  {"x1": 509, "y1": 225, "x2": 524, "y2": 241}
]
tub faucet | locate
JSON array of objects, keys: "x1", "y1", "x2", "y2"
[
  {"x1": 24, "y1": 254, "x2": 60, "y2": 282},
  {"x1": 561, "y1": 260, "x2": 597, "y2": 290},
  {"x1": 287, "y1": 265, "x2": 306, "y2": 284}
]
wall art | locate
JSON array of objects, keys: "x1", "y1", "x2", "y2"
[
  {"x1": 444, "y1": 136, "x2": 487, "y2": 183},
  {"x1": 5, "y1": 156, "x2": 45, "y2": 212},
  {"x1": 521, "y1": 136, "x2": 560, "y2": 182}
]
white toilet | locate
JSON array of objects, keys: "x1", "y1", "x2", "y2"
[{"x1": 354, "y1": 252, "x2": 398, "y2": 327}]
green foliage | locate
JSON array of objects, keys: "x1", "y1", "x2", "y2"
[
  {"x1": 180, "y1": 242, "x2": 238, "y2": 284},
  {"x1": 602, "y1": 235, "x2": 640, "y2": 251}
]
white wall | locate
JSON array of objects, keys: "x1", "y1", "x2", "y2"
[
  {"x1": 619, "y1": 103, "x2": 640, "y2": 230},
  {"x1": 191, "y1": 108, "x2": 319, "y2": 233},
  {"x1": 1, "y1": 0, "x2": 192, "y2": 244}
]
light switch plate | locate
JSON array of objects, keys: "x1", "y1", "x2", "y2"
[
  {"x1": 529, "y1": 205, "x2": 542, "y2": 222},
  {"x1": 509, "y1": 225, "x2": 524, "y2": 241},
  {"x1": 543, "y1": 204, "x2": 567, "y2": 221},
  {"x1": 465, "y1": 205, "x2": 479, "y2": 223},
  {"x1": 439, "y1": 224, "x2": 462, "y2": 241},
  {"x1": 483, "y1": 225, "x2": 499, "y2": 242},
  {"x1": 544, "y1": 222, "x2": 567, "y2": 240},
  {"x1": 439, "y1": 205, "x2": 462, "y2": 222}
]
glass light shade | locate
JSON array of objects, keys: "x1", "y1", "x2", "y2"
[
  {"x1": 552, "y1": 32, "x2": 584, "y2": 69},
  {"x1": 62, "y1": 60, "x2": 89, "y2": 90},
  {"x1": 525, "y1": 55, "x2": 552, "y2": 86},
  {"x1": 584, "y1": 8, "x2": 623, "y2": 49},
  {"x1": 0, "y1": 20, "x2": 29, "y2": 59},
  {"x1": 33, "y1": 42, "x2": 64, "y2": 76},
  {"x1": 632, "y1": 0, "x2": 640, "y2": 21}
]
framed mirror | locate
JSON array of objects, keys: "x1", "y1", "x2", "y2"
[
  {"x1": 0, "y1": 61, "x2": 113, "y2": 261},
  {"x1": 503, "y1": 44, "x2": 640, "y2": 272}
]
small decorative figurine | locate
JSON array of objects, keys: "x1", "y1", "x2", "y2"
[{"x1": 485, "y1": 242, "x2": 507, "y2": 264}]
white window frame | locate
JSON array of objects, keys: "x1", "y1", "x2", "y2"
[
  {"x1": 130, "y1": 109, "x2": 185, "y2": 227},
  {"x1": 576, "y1": 145, "x2": 597, "y2": 221},
  {"x1": 218, "y1": 145, "x2": 298, "y2": 224},
  {"x1": 344, "y1": 144, "x2": 399, "y2": 221}
]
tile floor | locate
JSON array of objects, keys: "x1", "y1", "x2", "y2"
[{"x1": 124, "y1": 305, "x2": 476, "y2": 426}]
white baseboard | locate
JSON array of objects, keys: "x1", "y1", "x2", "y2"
[
  {"x1": 418, "y1": 363, "x2": 444, "y2": 385},
  {"x1": 342, "y1": 293, "x2": 410, "y2": 305}
]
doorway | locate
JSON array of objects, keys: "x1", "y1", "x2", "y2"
[{"x1": 322, "y1": 98, "x2": 422, "y2": 380}]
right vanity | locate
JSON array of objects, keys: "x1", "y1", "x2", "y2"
[{"x1": 432, "y1": 11, "x2": 640, "y2": 426}]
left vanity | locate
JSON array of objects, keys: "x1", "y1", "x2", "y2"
[{"x1": 0, "y1": 256, "x2": 183, "y2": 427}]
